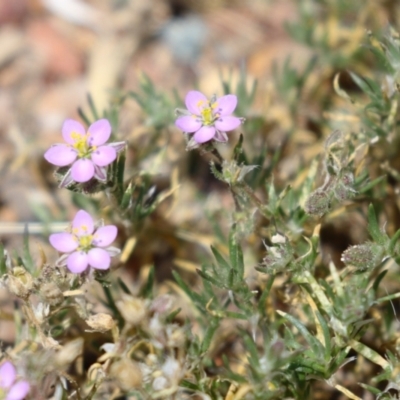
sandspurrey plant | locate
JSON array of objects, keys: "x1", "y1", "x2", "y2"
[{"x1": 3, "y1": 2, "x2": 400, "y2": 399}]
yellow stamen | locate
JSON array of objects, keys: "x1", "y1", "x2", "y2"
[
  {"x1": 70, "y1": 131, "x2": 90, "y2": 157},
  {"x1": 78, "y1": 234, "x2": 93, "y2": 251},
  {"x1": 201, "y1": 107, "x2": 214, "y2": 125}
]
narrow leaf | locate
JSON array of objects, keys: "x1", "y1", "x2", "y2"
[
  {"x1": 87, "y1": 93, "x2": 100, "y2": 120},
  {"x1": 277, "y1": 310, "x2": 324, "y2": 356},
  {"x1": 200, "y1": 318, "x2": 219, "y2": 353},
  {"x1": 117, "y1": 277, "x2": 131, "y2": 295},
  {"x1": 211, "y1": 246, "x2": 231, "y2": 271},
  {"x1": 196, "y1": 268, "x2": 222, "y2": 288},
  {"x1": 166, "y1": 308, "x2": 181, "y2": 323},
  {"x1": 367, "y1": 204, "x2": 385, "y2": 244},
  {"x1": 372, "y1": 269, "x2": 388, "y2": 293},
  {"x1": 172, "y1": 271, "x2": 204, "y2": 307},
  {"x1": 0, "y1": 243, "x2": 6, "y2": 276},
  {"x1": 388, "y1": 228, "x2": 400, "y2": 254},
  {"x1": 258, "y1": 276, "x2": 275, "y2": 315},
  {"x1": 229, "y1": 226, "x2": 244, "y2": 278},
  {"x1": 233, "y1": 134, "x2": 246, "y2": 164},
  {"x1": 315, "y1": 310, "x2": 331, "y2": 360},
  {"x1": 77, "y1": 107, "x2": 91, "y2": 126},
  {"x1": 141, "y1": 265, "x2": 155, "y2": 298},
  {"x1": 22, "y1": 225, "x2": 34, "y2": 273}
]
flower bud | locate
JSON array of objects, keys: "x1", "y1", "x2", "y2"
[
  {"x1": 341, "y1": 242, "x2": 385, "y2": 270},
  {"x1": 86, "y1": 313, "x2": 115, "y2": 333},
  {"x1": 261, "y1": 235, "x2": 294, "y2": 274},
  {"x1": 333, "y1": 172, "x2": 356, "y2": 202},
  {"x1": 305, "y1": 189, "x2": 332, "y2": 217}
]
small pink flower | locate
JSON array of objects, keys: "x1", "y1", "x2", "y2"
[
  {"x1": 44, "y1": 119, "x2": 125, "y2": 187},
  {"x1": 0, "y1": 361, "x2": 30, "y2": 400},
  {"x1": 175, "y1": 91, "x2": 243, "y2": 144},
  {"x1": 49, "y1": 210, "x2": 119, "y2": 274}
]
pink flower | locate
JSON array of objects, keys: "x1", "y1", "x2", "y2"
[
  {"x1": 175, "y1": 91, "x2": 242, "y2": 144},
  {"x1": 44, "y1": 119, "x2": 125, "y2": 187},
  {"x1": 49, "y1": 210, "x2": 119, "y2": 274},
  {"x1": 0, "y1": 361, "x2": 30, "y2": 400}
]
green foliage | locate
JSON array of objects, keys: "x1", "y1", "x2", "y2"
[
  {"x1": 129, "y1": 73, "x2": 177, "y2": 129},
  {"x1": 6, "y1": 2, "x2": 400, "y2": 399},
  {"x1": 0, "y1": 243, "x2": 6, "y2": 276}
]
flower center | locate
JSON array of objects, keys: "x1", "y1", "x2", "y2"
[
  {"x1": 70, "y1": 131, "x2": 93, "y2": 158},
  {"x1": 201, "y1": 107, "x2": 214, "y2": 125},
  {"x1": 78, "y1": 234, "x2": 93, "y2": 251}
]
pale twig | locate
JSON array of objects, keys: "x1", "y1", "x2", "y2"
[{"x1": 0, "y1": 222, "x2": 68, "y2": 235}]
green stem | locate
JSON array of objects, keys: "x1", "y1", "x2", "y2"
[
  {"x1": 239, "y1": 182, "x2": 269, "y2": 218},
  {"x1": 199, "y1": 143, "x2": 224, "y2": 164}
]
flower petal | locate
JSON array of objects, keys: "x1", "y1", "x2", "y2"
[
  {"x1": 67, "y1": 252, "x2": 89, "y2": 273},
  {"x1": 214, "y1": 116, "x2": 241, "y2": 132},
  {"x1": 214, "y1": 130, "x2": 228, "y2": 142},
  {"x1": 0, "y1": 361, "x2": 16, "y2": 389},
  {"x1": 185, "y1": 91, "x2": 208, "y2": 115},
  {"x1": 71, "y1": 159, "x2": 95, "y2": 182},
  {"x1": 93, "y1": 226, "x2": 118, "y2": 247},
  {"x1": 6, "y1": 381, "x2": 30, "y2": 400},
  {"x1": 49, "y1": 233, "x2": 78, "y2": 253},
  {"x1": 108, "y1": 141, "x2": 126, "y2": 153},
  {"x1": 106, "y1": 246, "x2": 121, "y2": 257},
  {"x1": 91, "y1": 146, "x2": 116, "y2": 167},
  {"x1": 193, "y1": 126, "x2": 216, "y2": 143},
  {"x1": 56, "y1": 253, "x2": 69, "y2": 266},
  {"x1": 175, "y1": 116, "x2": 202, "y2": 133},
  {"x1": 62, "y1": 119, "x2": 86, "y2": 145},
  {"x1": 72, "y1": 210, "x2": 94, "y2": 235},
  {"x1": 59, "y1": 168, "x2": 74, "y2": 188},
  {"x1": 44, "y1": 145, "x2": 77, "y2": 167},
  {"x1": 94, "y1": 165, "x2": 107, "y2": 181},
  {"x1": 88, "y1": 248, "x2": 111, "y2": 270},
  {"x1": 87, "y1": 119, "x2": 111, "y2": 146},
  {"x1": 214, "y1": 94, "x2": 237, "y2": 116}
]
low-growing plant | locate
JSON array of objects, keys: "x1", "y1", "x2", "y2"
[{"x1": 3, "y1": 2, "x2": 400, "y2": 399}]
